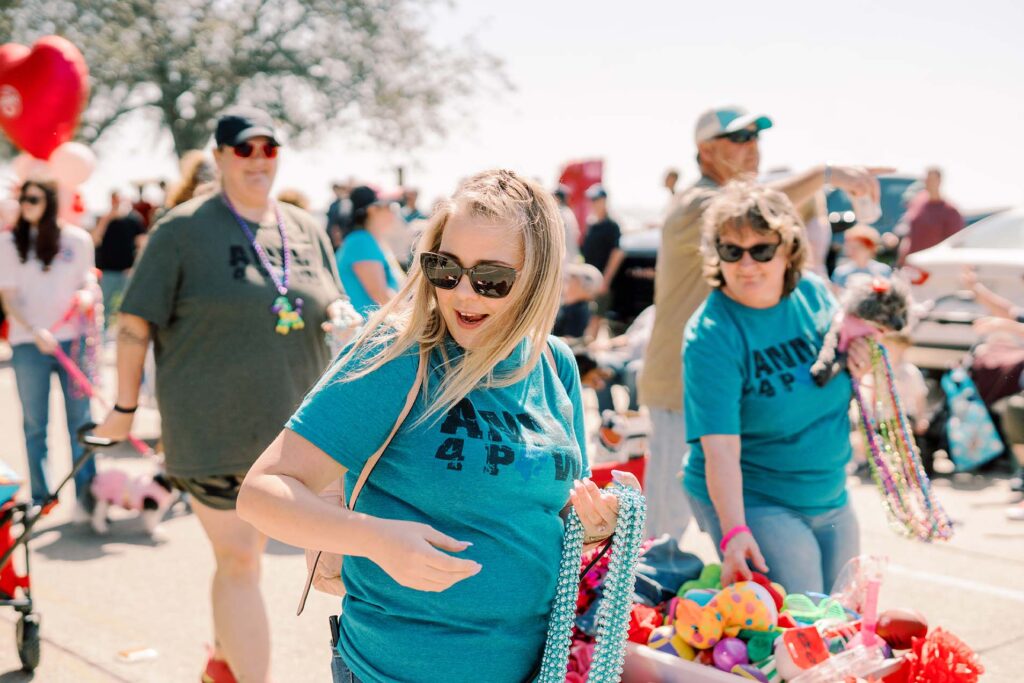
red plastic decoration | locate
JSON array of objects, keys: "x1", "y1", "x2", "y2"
[{"x1": 0, "y1": 36, "x2": 89, "y2": 160}]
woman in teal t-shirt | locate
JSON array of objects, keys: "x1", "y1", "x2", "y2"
[
  {"x1": 336, "y1": 185, "x2": 403, "y2": 316},
  {"x1": 682, "y1": 180, "x2": 873, "y2": 595},
  {"x1": 239, "y1": 170, "x2": 638, "y2": 683}
]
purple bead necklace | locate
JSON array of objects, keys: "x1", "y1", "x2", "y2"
[{"x1": 222, "y1": 193, "x2": 305, "y2": 335}]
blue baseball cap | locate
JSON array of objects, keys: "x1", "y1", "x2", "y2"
[{"x1": 694, "y1": 106, "x2": 773, "y2": 143}]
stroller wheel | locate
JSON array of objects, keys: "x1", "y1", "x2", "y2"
[{"x1": 16, "y1": 612, "x2": 41, "y2": 671}]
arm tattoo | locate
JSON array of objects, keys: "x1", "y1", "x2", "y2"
[{"x1": 117, "y1": 325, "x2": 150, "y2": 348}]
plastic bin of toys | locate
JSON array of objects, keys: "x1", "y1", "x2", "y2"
[{"x1": 569, "y1": 549, "x2": 984, "y2": 683}]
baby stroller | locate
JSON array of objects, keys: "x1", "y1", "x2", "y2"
[{"x1": 0, "y1": 425, "x2": 107, "y2": 671}]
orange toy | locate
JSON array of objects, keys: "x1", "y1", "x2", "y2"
[{"x1": 673, "y1": 581, "x2": 779, "y2": 649}]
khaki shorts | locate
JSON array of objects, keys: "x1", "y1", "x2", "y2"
[{"x1": 166, "y1": 473, "x2": 246, "y2": 511}]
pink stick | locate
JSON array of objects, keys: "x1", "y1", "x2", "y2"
[{"x1": 51, "y1": 346, "x2": 151, "y2": 456}]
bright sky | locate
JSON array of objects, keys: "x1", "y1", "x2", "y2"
[{"x1": 58, "y1": 0, "x2": 1024, "y2": 222}]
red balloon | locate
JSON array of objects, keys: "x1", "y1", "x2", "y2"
[{"x1": 0, "y1": 36, "x2": 89, "y2": 160}]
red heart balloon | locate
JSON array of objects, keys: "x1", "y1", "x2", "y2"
[{"x1": 0, "y1": 36, "x2": 89, "y2": 160}]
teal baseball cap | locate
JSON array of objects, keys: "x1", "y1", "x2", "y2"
[{"x1": 694, "y1": 106, "x2": 773, "y2": 143}]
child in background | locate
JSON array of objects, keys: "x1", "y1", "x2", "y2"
[
  {"x1": 553, "y1": 262, "x2": 602, "y2": 339},
  {"x1": 831, "y1": 224, "x2": 892, "y2": 289}
]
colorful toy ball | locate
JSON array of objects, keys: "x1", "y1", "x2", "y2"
[
  {"x1": 731, "y1": 663, "x2": 771, "y2": 682},
  {"x1": 712, "y1": 637, "x2": 749, "y2": 671},
  {"x1": 647, "y1": 625, "x2": 696, "y2": 660}
]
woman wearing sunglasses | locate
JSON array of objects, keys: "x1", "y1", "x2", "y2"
[
  {"x1": 0, "y1": 179, "x2": 98, "y2": 509},
  {"x1": 238, "y1": 169, "x2": 638, "y2": 683},
  {"x1": 94, "y1": 107, "x2": 346, "y2": 683},
  {"x1": 681, "y1": 180, "x2": 871, "y2": 595}
]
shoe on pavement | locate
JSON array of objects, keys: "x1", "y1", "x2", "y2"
[
  {"x1": 1007, "y1": 504, "x2": 1024, "y2": 521},
  {"x1": 201, "y1": 650, "x2": 237, "y2": 683}
]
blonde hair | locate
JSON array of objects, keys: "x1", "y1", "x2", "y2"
[
  {"x1": 334, "y1": 169, "x2": 565, "y2": 425},
  {"x1": 166, "y1": 150, "x2": 217, "y2": 208},
  {"x1": 276, "y1": 188, "x2": 310, "y2": 210},
  {"x1": 700, "y1": 179, "x2": 808, "y2": 297}
]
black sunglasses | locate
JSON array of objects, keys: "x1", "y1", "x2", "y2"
[
  {"x1": 420, "y1": 252, "x2": 518, "y2": 299},
  {"x1": 231, "y1": 141, "x2": 279, "y2": 159},
  {"x1": 18, "y1": 195, "x2": 43, "y2": 206},
  {"x1": 716, "y1": 129, "x2": 759, "y2": 144},
  {"x1": 715, "y1": 240, "x2": 781, "y2": 263}
]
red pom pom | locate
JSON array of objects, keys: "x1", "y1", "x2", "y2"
[
  {"x1": 901, "y1": 628, "x2": 984, "y2": 683},
  {"x1": 627, "y1": 604, "x2": 663, "y2": 644},
  {"x1": 871, "y1": 278, "x2": 891, "y2": 293}
]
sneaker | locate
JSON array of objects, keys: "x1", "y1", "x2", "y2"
[
  {"x1": 1007, "y1": 503, "x2": 1024, "y2": 522},
  {"x1": 201, "y1": 649, "x2": 237, "y2": 683}
]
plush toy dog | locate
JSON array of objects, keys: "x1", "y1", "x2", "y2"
[
  {"x1": 90, "y1": 469, "x2": 175, "y2": 538},
  {"x1": 810, "y1": 275, "x2": 911, "y2": 387}
]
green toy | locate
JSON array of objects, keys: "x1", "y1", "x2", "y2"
[
  {"x1": 737, "y1": 627, "x2": 785, "y2": 662},
  {"x1": 677, "y1": 564, "x2": 721, "y2": 596},
  {"x1": 781, "y1": 593, "x2": 848, "y2": 624}
]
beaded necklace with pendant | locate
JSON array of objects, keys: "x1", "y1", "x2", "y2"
[{"x1": 222, "y1": 194, "x2": 305, "y2": 335}]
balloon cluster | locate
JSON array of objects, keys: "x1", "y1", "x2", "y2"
[{"x1": 0, "y1": 36, "x2": 93, "y2": 225}]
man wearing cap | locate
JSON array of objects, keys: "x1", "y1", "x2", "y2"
[
  {"x1": 581, "y1": 184, "x2": 625, "y2": 336},
  {"x1": 96, "y1": 106, "x2": 347, "y2": 683},
  {"x1": 638, "y1": 105, "x2": 890, "y2": 541}
]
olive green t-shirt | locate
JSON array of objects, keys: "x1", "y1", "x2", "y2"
[{"x1": 120, "y1": 193, "x2": 343, "y2": 477}]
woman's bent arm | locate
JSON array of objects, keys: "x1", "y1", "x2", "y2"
[
  {"x1": 238, "y1": 429, "x2": 482, "y2": 592},
  {"x1": 237, "y1": 429, "x2": 380, "y2": 557}
]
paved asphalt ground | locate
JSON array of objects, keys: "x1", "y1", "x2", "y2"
[{"x1": 0, "y1": 347, "x2": 1021, "y2": 682}]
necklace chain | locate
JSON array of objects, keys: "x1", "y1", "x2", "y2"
[{"x1": 222, "y1": 194, "x2": 291, "y2": 296}]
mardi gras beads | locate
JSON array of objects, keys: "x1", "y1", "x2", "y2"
[
  {"x1": 853, "y1": 340, "x2": 953, "y2": 541},
  {"x1": 536, "y1": 483, "x2": 646, "y2": 683}
]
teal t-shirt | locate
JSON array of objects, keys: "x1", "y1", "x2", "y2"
[
  {"x1": 682, "y1": 273, "x2": 853, "y2": 515},
  {"x1": 336, "y1": 229, "x2": 399, "y2": 316},
  {"x1": 287, "y1": 335, "x2": 589, "y2": 683}
]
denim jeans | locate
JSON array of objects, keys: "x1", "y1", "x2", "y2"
[
  {"x1": 99, "y1": 269, "x2": 128, "y2": 330},
  {"x1": 330, "y1": 648, "x2": 364, "y2": 683},
  {"x1": 645, "y1": 407, "x2": 693, "y2": 540},
  {"x1": 11, "y1": 339, "x2": 96, "y2": 505},
  {"x1": 593, "y1": 351, "x2": 641, "y2": 413},
  {"x1": 687, "y1": 493, "x2": 860, "y2": 595}
]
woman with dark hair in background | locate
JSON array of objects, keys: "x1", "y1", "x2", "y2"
[
  {"x1": 0, "y1": 179, "x2": 98, "y2": 510},
  {"x1": 335, "y1": 185, "x2": 404, "y2": 317}
]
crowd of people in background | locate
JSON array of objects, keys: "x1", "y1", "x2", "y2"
[{"x1": 1, "y1": 100, "x2": 1021, "y2": 683}]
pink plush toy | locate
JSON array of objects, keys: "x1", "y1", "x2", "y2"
[{"x1": 90, "y1": 469, "x2": 175, "y2": 538}]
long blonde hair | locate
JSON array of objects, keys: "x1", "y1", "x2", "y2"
[{"x1": 335, "y1": 169, "x2": 565, "y2": 425}]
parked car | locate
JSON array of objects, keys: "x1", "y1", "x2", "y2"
[{"x1": 903, "y1": 207, "x2": 1024, "y2": 369}]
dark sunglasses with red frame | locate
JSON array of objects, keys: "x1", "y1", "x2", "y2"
[{"x1": 229, "y1": 141, "x2": 279, "y2": 159}]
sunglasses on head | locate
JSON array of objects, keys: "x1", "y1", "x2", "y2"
[
  {"x1": 715, "y1": 239, "x2": 781, "y2": 263},
  {"x1": 18, "y1": 195, "x2": 43, "y2": 206},
  {"x1": 230, "y1": 141, "x2": 279, "y2": 159},
  {"x1": 716, "y1": 129, "x2": 759, "y2": 144},
  {"x1": 419, "y1": 251, "x2": 518, "y2": 299}
]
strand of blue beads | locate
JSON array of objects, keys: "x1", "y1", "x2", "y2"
[{"x1": 536, "y1": 483, "x2": 647, "y2": 683}]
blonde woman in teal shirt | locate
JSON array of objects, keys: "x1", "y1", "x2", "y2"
[{"x1": 239, "y1": 170, "x2": 637, "y2": 683}]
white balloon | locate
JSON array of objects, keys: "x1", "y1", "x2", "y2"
[
  {"x1": 11, "y1": 152, "x2": 51, "y2": 182},
  {"x1": 49, "y1": 142, "x2": 96, "y2": 187}
]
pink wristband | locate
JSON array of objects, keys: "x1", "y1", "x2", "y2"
[{"x1": 719, "y1": 525, "x2": 752, "y2": 553}]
